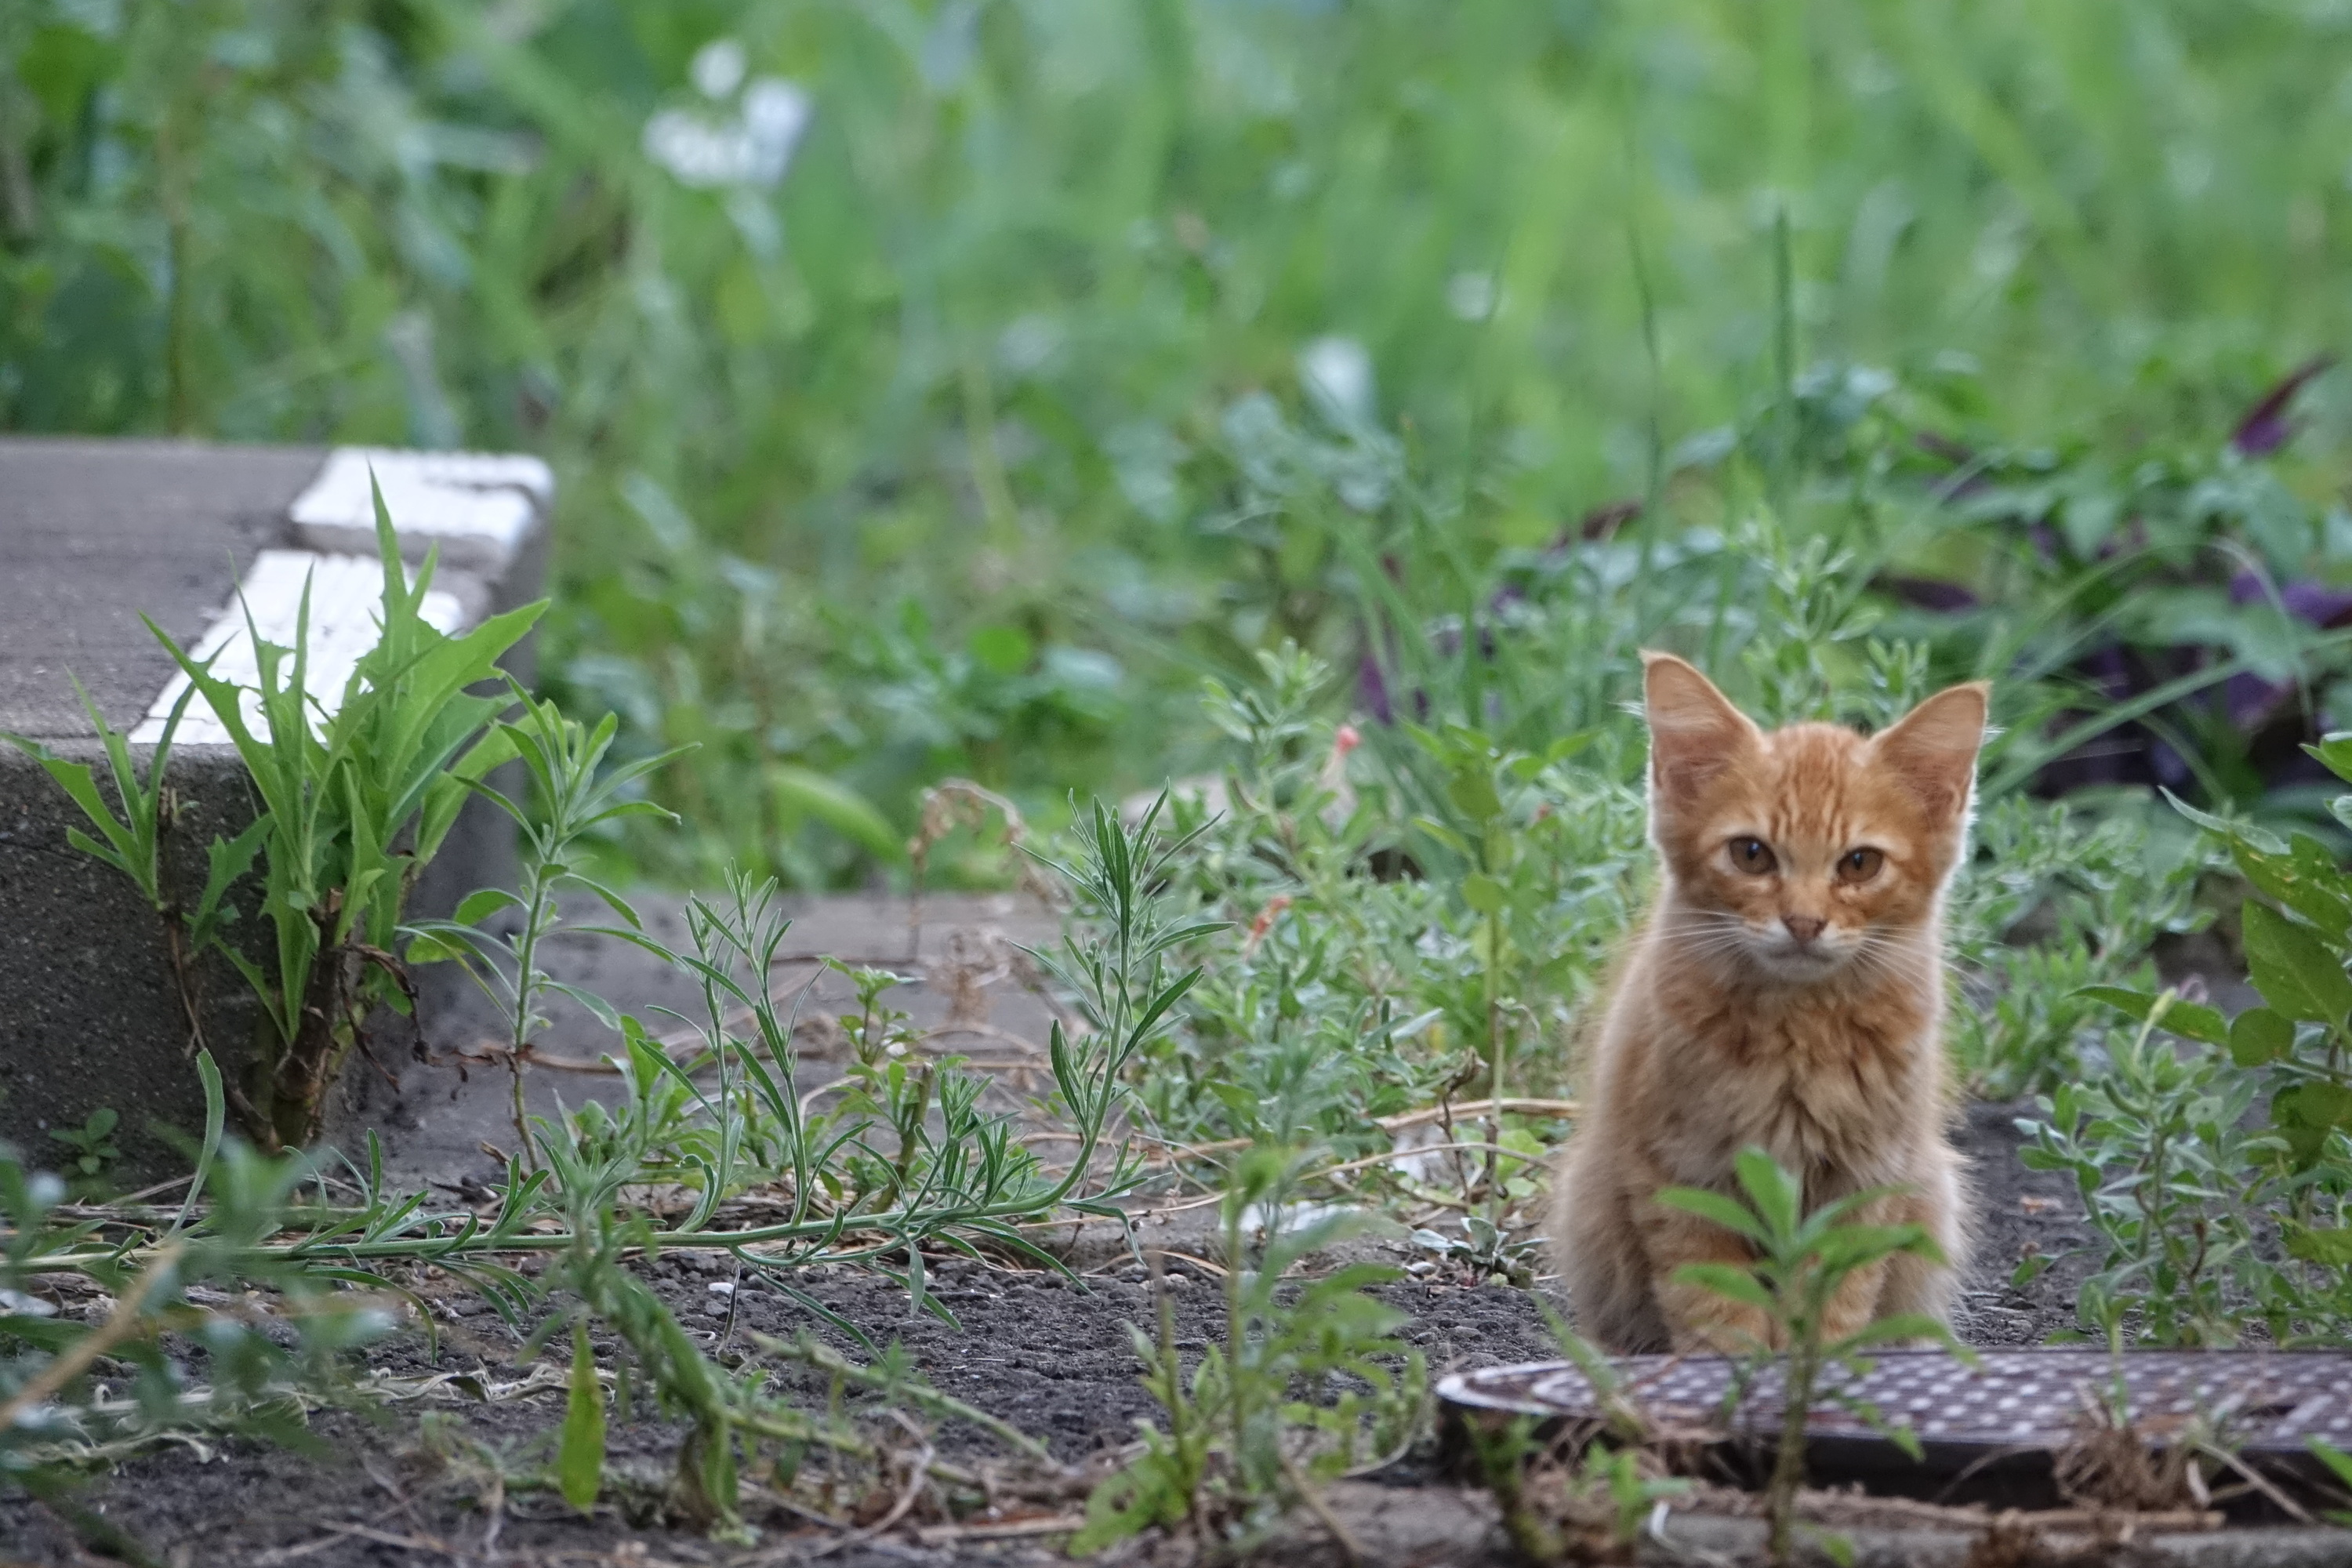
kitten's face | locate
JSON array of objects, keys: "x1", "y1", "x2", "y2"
[{"x1": 1639, "y1": 655, "x2": 1987, "y2": 985}]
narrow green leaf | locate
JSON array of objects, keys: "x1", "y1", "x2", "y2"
[
  {"x1": 1733, "y1": 1146, "x2": 1802, "y2": 1239},
  {"x1": 419, "y1": 720, "x2": 525, "y2": 859},
  {"x1": 2162, "y1": 786, "x2": 2286, "y2": 854},
  {"x1": 169, "y1": 1049, "x2": 226, "y2": 1237},
  {"x1": 1670, "y1": 1261, "x2": 1773, "y2": 1309},
  {"x1": 1829, "y1": 1312, "x2": 1956, "y2": 1352},
  {"x1": 2076, "y1": 985, "x2": 2228, "y2": 1047},
  {"x1": 1411, "y1": 815, "x2": 1472, "y2": 858},
  {"x1": 454, "y1": 887, "x2": 525, "y2": 925},
  {"x1": 771, "y1": 764, "x2": 904, "y2": 862},
  {"x1": 1813, "y1": 1526, "x2": 1857, "y2": 1567},
  {"x1": 2313, "y1": 732, "x2": 2352, "y2": 786},
  {"x1": 546, "y1": 980, "x2": 623, "y2": 1032},
  {"x1": 1812, "y1": 1224, "x2": 1934, "y2": 1272},
  {"x1": 190, "y1": 814, "x2": 270, "y2": 946},
  {"x1": 402, "y1": 930, "x2": 470, "y2": 964},
  {"x1": 568, "y1": 875, "x2": 643, "y2": 930},
  {"x1": 2, "y1": 734, "x2": 150, "y2": 894},
  {"x1": 557, "y1": 1323, "x2": 606, "y2": 1512},
  {"x1": 1653, "y1": 1185, "x2": 1770, "y2": 1244},
  {"x1": 62, "y1": 824, "x2": 134, "y2": 878},
  {"x1": 2307, "y1": 1436, "x2": 2352, "y2": 1490}
]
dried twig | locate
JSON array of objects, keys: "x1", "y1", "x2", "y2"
[
  {"x1": 912, "y1": 1513, "x2": 1087, "y2": 1545},
  {"x1": 0, "y1": 1243, "x2": 180, "y2": 1432},
  {"x1": 1136, "y1": 1098, "x2": 1579, "y2": 1163},
  {"x1": 809, "y1": 1425, "x2": 937, "y2": 1558},
  {"x1": 908, "y1": 780, "x2": 1060, "y2": 961},
  {"x1": 1279, "y1": 1449, "x2": 1363, "y2": 1566}
]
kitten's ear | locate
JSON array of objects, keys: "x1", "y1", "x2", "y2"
[
  {"x1": 1871, "y1": 682, "x2": 1989, "y2": 822},
  {"x1": 1642, "y1": 652, "x2": 1760, "y2": 804}
]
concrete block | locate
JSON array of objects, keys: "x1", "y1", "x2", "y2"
[
  {"x1": 0, "y1": 437, "x2": 550, "y2": 1178},
  {"x1": 287, "y1": 446, "x2": 552, "y2": 577}
]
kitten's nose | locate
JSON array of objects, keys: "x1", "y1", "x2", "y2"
[{"x1": 1783, "y1": 914, "x2": 1824, "y2": 946}]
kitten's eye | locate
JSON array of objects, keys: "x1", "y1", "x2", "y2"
[
  {"x1": 1728, "y1": 837, "x2": 1777, "y2": 875},
  {"x1": 1838, "y1": 847, "x2": 1885, "y2": 883}
]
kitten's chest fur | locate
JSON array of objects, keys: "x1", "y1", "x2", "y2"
[{"x1": 1631, "y1": 949, "x2": 1941, "y2": 1192}]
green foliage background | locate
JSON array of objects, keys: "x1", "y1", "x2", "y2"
[{"x1": 9, "y1": 0, "x2": 2352, "y2": 881}]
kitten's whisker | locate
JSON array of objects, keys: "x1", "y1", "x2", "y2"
[
  {"x1": 1656, "y1": 926, "x2": 1769, "y2": 949},
  {"x1": 1653, "y1": 916, "x2": 1750, "y2": 935},
  {"x1": 1657, "y1": 927, "x2": 1759, "y2": 953}
]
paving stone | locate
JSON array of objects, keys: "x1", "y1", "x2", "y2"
[{"x1": 336, "y1": 890, "x2": 1065, "y2": 1189}]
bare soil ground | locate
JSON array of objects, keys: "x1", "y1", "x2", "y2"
[{"x1": 0, "y1": 1102, "x2": 2096, "y2": 1568}]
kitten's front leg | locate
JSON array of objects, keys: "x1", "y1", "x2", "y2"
[
  {"x1": 1820, "y1": 1189, "x2": 1926, "y2": 1343},
  {"x1": 1818, "y1": 1258, "x2": 1890, "y2": 1345},
  {"x1": 1639, "y1": 1204, "x2": 1781, "y2": 1353}
]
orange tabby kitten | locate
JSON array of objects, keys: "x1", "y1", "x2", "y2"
[{"x1": 1548, "y1": 653, "x2": 1985, "y2": 1353}]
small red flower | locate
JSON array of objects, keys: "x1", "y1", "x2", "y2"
[{"x1": 1244, "y1": 894, "x2": 1294, "y2": 953}]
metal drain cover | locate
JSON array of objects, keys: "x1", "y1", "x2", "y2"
[{"x1": 1440, "y1": 1350, "x2": 2352, "y2": 1469}]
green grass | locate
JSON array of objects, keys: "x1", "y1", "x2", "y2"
[{"x1": 9, "y1": 0, "x2": 2352, "y2": 880}]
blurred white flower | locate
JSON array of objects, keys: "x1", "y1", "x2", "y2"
[
  {"x1": 642, "y1": 76, "x2": 812, "y2": 191},
  {"x1": 1446, "y1": 270, "x2": 1497, "y2": 321},
  {"x1": 691, "y1": 37, "x2": 747, "y2": 99},
  {"x1": 644, "y1": 111, "x2": 740, "y2": 187},
  {"x1": 997, "y1": 313, "x2": 1062, "y2": 376},
  {"x1": 1298, "y1": 335, "x2": 1375, "y2": 426},
  {"x1": 741, "y1": 78, "x2": 813, "y2": 183}
]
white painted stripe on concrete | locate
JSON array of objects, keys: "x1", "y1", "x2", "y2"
[
  {"x1": 287, "y1": 448, "x2": 550, "y2": 571},
  {"x1": 130, "y1": 550, "x2": 466, "y2": 746}
]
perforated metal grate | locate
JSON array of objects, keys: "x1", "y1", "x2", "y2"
[{"x1": 1439, "y1": 1349, "x2": 2352, "y2": 1462}]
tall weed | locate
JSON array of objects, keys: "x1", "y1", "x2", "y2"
[{"x1": 2027, "y1": 741, "x2": 2352, "y2": 1343}]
